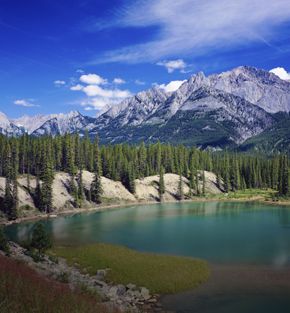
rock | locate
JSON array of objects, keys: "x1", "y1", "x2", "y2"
[
  {"x1": 108, "y1": 285, "x2": 126, "y2": 298},
  {"x1": 140, "y1": 287, "x2": 151, "y2": 300},
  {"x1": 116, "y1": 284, "x2": 126, "y2": 296},
  {"x1": 94, "y1": 279, "x2": 107, "y2": 288},
  {"x1": 126, "y1": 283, "x2": 136, "y2": 290},
  {"x1": 97, "y1": 269, "x2": 107, "y2": 277}
]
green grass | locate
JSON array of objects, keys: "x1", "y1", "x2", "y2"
[
  {"x1": 226, "y1": 188, "x2": 275, "y2": 199},
  {"x1": 203, "y1": 188, "x2": 275, "y2": 201},
  {"x1": 52, "y1": 243, "x2": 209, "y2": 294}
]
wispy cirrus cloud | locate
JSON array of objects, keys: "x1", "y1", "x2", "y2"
[{"x1": 91, "y1": 0, "x2": 290, "y2": 64}]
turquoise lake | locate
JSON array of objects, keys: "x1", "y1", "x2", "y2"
[{"x1": 6, "y1": 201, "x2": 290, "y2": 266}]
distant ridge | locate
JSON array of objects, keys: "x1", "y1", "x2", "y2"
[{"x1": 1, "y1": 66, "x2": 290, "y2": 152}]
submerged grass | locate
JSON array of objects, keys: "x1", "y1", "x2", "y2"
[
  {"x1": 0, "y1": 254, "x2": 115, "y2": 313},
  {"x1": 52, "y1": 243, "x2": 209, "y2": 294}
]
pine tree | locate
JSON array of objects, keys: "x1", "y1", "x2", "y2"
[
  {"x1": 3, "y1": 142, "x2": 17, "y2": 220},
  {"x1": 0, "y1": 227, "x2": 10, "y2": 254},
  {"x1": 40, "y1": 144, "x2": 54, "y2": 213},
  {"x1": 91, "y1": 137, "x2": 103, "y2": 204},
  {"x1": 202, "y1": 170, "x2": 206, "y2": 196},
  {"x1": 195, "y1": 169, "x2": 200, "y2": 196},
  {"x1": 128, "y1": 162, "x2": 136, "y2": 194},
  {"x1": 159, "y1": 166, "x2": 165, "y2": 202},
  {"x1": 178, "y1": 170, "x2": 184, "y2": 201},
  {"x1": 189, "y1": 161, "x2": 196, "y2": 198},
  {"x1": 216, "y1": 172, "x2": 221, "y2": 190},
  {"x1": 278, "y1": 155, "x2": 289, "y2": 196},
  {"x1": 30, "y1": 223, "x2": 52, "y2": 257}
]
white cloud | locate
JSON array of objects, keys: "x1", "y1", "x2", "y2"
[
  {"x1": 81, "y1": 85, "x2": 131, "y2": 98},
  {"x1": 157, "y1": 59, "x2": 187, "y2": 73},
  {"x1": 93, "y1": 0, "x2": 290, "y2": 63},
  {"x1": 80, "y1": 73, "x2": 107, "y2": 85},
  {"x1": 159, "y1": 80, "x2": 186, "y2": 92},
  {"x1": 54, "y1": 80, "x2": 66, "y2": 87},
  {"x1": 70, "y1": 84, "x2": 84, "y2": 91},
  {"x1": 113, "y1": 78, "x2": 126, "y2": 84},
  {"x1": 14, "y1": 99, "x2": 38, "y2": 107},
  {"x1": 71, "y1": 73, "x2": 132, "y2": 111},
  {"x1": 270, "y1": 67, "x2": 290, "y2": 81},
  {"x1": 135, "y1": 79, "x2": 146, "y2": 85}
]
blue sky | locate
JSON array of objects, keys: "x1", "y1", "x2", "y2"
[{"x1": 1, "y1": 0, "x2": 290, "y2": 118}]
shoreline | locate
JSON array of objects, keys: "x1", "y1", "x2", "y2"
[{"x1": 1, "y1": 195, "x2": 290, "y2": 226}]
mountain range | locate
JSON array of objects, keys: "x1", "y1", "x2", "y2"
[{"x1": 1, "y1": 66, "x2": 290, "y2": 153}]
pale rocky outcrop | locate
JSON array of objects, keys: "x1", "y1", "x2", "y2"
[
  {"x1": 0, "y1": 170, "x2": 223, "y2": 218},
  {"x1": 134, "y1": 171, "x2": 222, "y2": 202},
  {"x1": 135, "y1": 174, "x2": 190, "y2": 202},
  {"x1": 82, "y1": 170, "x2": 136, "y2": 202},
  {"x1": 0, "y1": 177, "x2": 36, "y2": 210}
]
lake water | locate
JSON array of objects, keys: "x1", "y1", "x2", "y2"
[
  {"x1": 6, "y1": 201, "x2": 290, "y2": 266},
  {"x1": 6, "y1": 201, "x2": 290, "y2": 313}
]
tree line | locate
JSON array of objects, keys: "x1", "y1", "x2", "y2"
[{"x1": 0, "y1": 133, "x2": 289, "y2": 220}]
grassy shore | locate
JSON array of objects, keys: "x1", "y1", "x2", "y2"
[
  {"x1": 52, "y1": 243, "x2": 210, "y2": 294},
  {"x1": 0, "y1": 254, "x2": 116, "y2": 313}
]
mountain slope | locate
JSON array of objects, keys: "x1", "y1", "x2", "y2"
[
  {"x1": 32, "y1": 111, "x2": 97, "y2": 136},
  {"x1": 240, "y1": 113, "x2": 290, "y2": 153},
  {"x1": 96, "y1": 87, "x2": 274, "y2": 148},
  {"x1": 0, "y1": 112, "x2": 24, "y2": 136}
]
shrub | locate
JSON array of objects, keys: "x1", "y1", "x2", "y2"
[
  {"x1": 0, "y1": 227, "x2": 10, "y2": 255},
  {"x1": 30, "y1": 222, "x2": 52, "y2": 257}
]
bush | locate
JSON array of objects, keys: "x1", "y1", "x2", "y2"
[
  {"x1": 30, "y1": 222, "x2": 52, "y2": 257},
  {"x1": 0, "y1": 227, "x2": 10, "y2": 255},
  {"x1": 56, "y1": 271, "x2": 69, "y2": 283}
]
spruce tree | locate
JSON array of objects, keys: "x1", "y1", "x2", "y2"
[
  {"x1": 202, "y1": 170, "x2": 206, "y2": 196},
  {"x1": 40, "y1": 145, "x2": 54, "y2": 213},
  {"x1": 91, "y1": 137, "x2": 103, "y2": 204},
  {"x1": 0, "y1": 227, "x2": 10, "y2": 254},
  {"x1": 189, "y1": 162, "x2": 196, "y2": 198},
  {"x1": 30, "y1": 223, "x2": 52, "y2": 257},
  {"x1": 178, "y1": 170, "x2": 184, "y2": 201},
  {"x1": 278, "y1": 155, "x2": 289, "y2": 196},
  {"x1": 195, "y1": 169, "x2": 200, "y2": 196},
  {"x1": 159, "y1": 166, "x2": 165, "y2": 202},
  {"x1": 3, "y1": 142, "x2": 17, "y2": 220}
]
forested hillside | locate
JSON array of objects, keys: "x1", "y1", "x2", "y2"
[{"x1": 0, "y1": 133, "x2": 289, "y2": 220}]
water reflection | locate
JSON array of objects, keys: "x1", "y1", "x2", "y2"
[{"x1": 5, "y1": 201, "x2": 290, "y2": 265}]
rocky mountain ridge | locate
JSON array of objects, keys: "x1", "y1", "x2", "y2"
[{"x1": 1, "y1": 66, "x2": 290, "y2": 150}]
